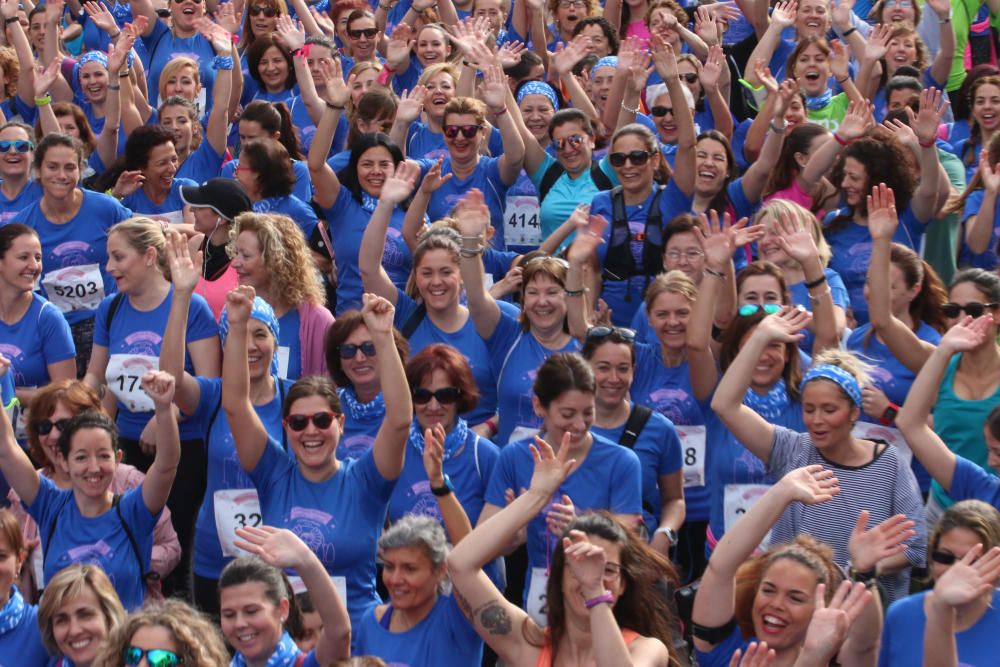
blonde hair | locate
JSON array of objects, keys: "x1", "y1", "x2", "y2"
[
  {"x1": 38, "y1": 565, "x2": 126, "y2": 656},
  {"x1": 811, "y1": 349, "x2": 875, "y2": 389},
  {"x1": 644, "y1": 270, "x2": 697, "y2": 312},
  {"x1": 405, "y1": 227, "x2": 461, "y2": 300},
  {"x1": 157, "y1": 57, "x2": 201, "y2": 102},
  {"x1": 418, "y1": 62, "x2": 460, "y2": 88},
  {"x1": 443, "y1": 96, "x2": 488, "y2": 127},
  {"x1": 228, "y1": 212, "x2": 325, "y2": 307},
  {"x1": 95, "y1": 599, "x2": 230, "y2": 667},
  {"x1": 753, "y1": 199, "x2": 832, "y2": 267},
  {"x1": 520, "y1": 256, "x2": 568, "y2": 331},
  {"x1": 110, "y1": 217, "x2": 171, "y2": 281}
]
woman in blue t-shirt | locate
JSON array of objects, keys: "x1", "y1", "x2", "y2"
[
  {"x1": 219, "y1": 526, "x2": 351, "y2": 667},
  {"x1": 37, "y1": 564, "x2": 126, "y2": 667},
  {"x1": 0, "y1": 509, "x2": 47, "y2": 666},
  {"x1": 221, "y1": 287, "x2": 411, "y2": 638},
  {"x1": 109, "y1": 125, "x2": 199, "y2": 225},
  {"x1": 0, "y1": 123, "x2": 42, "y2": 226},
  {"x1": 245, "y1": 33, "x2": 298, "y2": 108},
  {"x1": 236, "y1": 139, "x2": 319, "y2": 239}
]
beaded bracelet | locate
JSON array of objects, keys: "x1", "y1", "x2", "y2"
[{"x1": 212, "y1": 55, "x2": 234, "y2": 71}]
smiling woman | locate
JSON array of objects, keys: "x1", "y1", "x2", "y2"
[{"x1": 38, "y1": 565, "x2": 126, "y2": 667}]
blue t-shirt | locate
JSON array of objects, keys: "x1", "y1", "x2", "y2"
[
  {"x1": 253, "y1": 194, "x2": 319, "y2": 237},
  {"x1": 427, "y1": 157, "x2": 512, "y2": 249},
  {"x1": 277, "y1": 308, "x2": 302, "y2": 381},
  {"x1": 176, "y1": 140, "x2": 225, "y2": 184},
  {"x1": 0, "y1": 295, "x2": 75, "y2": 389},
  {"x1": 189, "y1": 375, "x2": 292, "y2": 579},
  {"x1": 879, "y1": 589, "x2": 1000, "y2": 666},
  {"x1": 94, "y1": 288, "x2": 218, "y2": 440},
  {"x1": 121, "y1": 178, "x2": 199, "y2": 224},
  {"x1": 27, "y1": 477, "x2": 158, "y2": 610},
  {"x1": 289, "y1": 94, "x2": 349, "y2": 156},
  {"x1": 393, "y1": 290, "x2": 498, "y2": 426},
  {"x1": 959, "y1": 189, "x2": 1000, "y2": 270},
  {"x1": 221, "y1": 159, "x2": 313, "y2": 203},
  {"x1": 592, "y1": 181, "x2": 694, "y2": 326},
  {"x1": 354, "y1": 596, "x2": 483, "y2": 667},
  {"x1": 405, "y1": 121, "x2": 504, "y2": 163},
  {"x1": 0, "y1": 180, "x2": 42, "y2": 226},
  {"x1": 695, "y1": 624, "x2": 752, "y2": 667},
  {"x1": 249, "y1": 439, "x2": 395, "y2": 632},
  {"x1": 0, "y1": 593, "x2": 48, "y2": 667},
  {"x1": 487, "y1": 313, "x2": 580, "y2": 445},
  {"x1": 951, "y1": 455, "x2": 1000, "y2": 509},
  {"x1": 13, "y1": 190, "x2": 132, "y2": 325},
  {"x1": 322, "y1": 187, "x2": 413, "y2": 314},
  {"x1": 591, "y1": 404, "x2": 682, "y2": 536},
  {"x1": 337, "y1": 391, "x2": 383, "y2": 461},
  {"x1": 789, "y1": 268, "x2": 849, "y2": 352},
  {"x1": 141, "y1": 21, "x2": 217, "y2": 109}
]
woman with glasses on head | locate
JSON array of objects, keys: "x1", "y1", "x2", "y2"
[{"x1": 221, "y1": 286, "x2": 410, "y2": 640}]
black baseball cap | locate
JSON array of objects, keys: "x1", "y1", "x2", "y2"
[{"x1": 180, "y1": 178, "x2": 253, "y2": 222}]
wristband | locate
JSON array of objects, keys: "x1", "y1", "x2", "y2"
[
  {"x1": 325, "y1": 100, "x2": 345, "y2": 110},
  {"x1": 564, "y1": 287, "x2": 588, "y2": 297},
  {"x1": 3, "y1": 17, "x2": 19, "y2": 25},
  {"x1": 107, "y1": 83, "x2": 121, "y2": 91},
  {"x1": 119, "y1": 70, "x2": 131, "y2": 78},
  {"x1": 804, "y1": 274, "x2": 827, "y2": 289},
  {"x1": 376, "y1": 67, "x2": 393, "y2": 86},
  {"x1": 34, "y1": 94, "x2": 52, "y2": 107},
  {"x1": 769, "y1": 120, "x2": 787, "y2": 133},
  {"x1": 938, "y1": 15, "x2": 951, "y2": 23},
  {"x1": 807, "y1": 285, "x2": 831, "y2": 303},
  {"x1": 836, "y1": 75, "x2": 849, "y2": 84},
  {"x1": 849, "y1": 564, "x2": 877, "y2": 585},
  {"x1": 841, "y1": 27, "x2": 857, "y2": 37},
  {"x1": 459, "y1": 246, "x2": 483, "y2": 258},
  {"x1": 833, "y1": 132, "x2": 852, "y2": 146},
  {"x1": 584, "y1": 591, "x2": 615, "y2": 610},
  {"x1": 483, "y1": 416, "x2": 498, "y2": 435},
  {"x1": 704, "y1": 266, "x2": 725, "y2": 279},
  {"x1": 108, "y1": 31, "x2": 121, "y2": 39},
  {"x1": 493, "y1": 106, "x2": 508, "y2": 117},
  {"x1": 621, "y1": 100, "x2": 639, "y2": 114},
  {"x1": 212, "y1": 55, "x2": 234, "y2": 71}
]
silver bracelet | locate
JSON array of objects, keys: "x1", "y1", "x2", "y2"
[{"x1": 621, "y1": 100, "x2": 639, "y2": 115}]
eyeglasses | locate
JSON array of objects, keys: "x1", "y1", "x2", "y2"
[
  {"x1": 609, "y1": 150, "x2": 654, "y2": 167},
  {"x1": 338, "y1": 341, "x2": 377, "y2": 359},
  {"x1": 558, "y1": 0, "x2": 587, "y2": 6},
  {"x1": 680, "y1": 73, "x2": 699, "y2": 84},
  {"x1": 348, "y1": 27, "x2": 378, "y2": 39},
  {"x1": 123, "y1": 647, "x2": 182, "y2": 667},
  {"x1": 443, "y1": 124, "x2": 482, "y2": 139},
  {"x1": 665, "y1": 249, "x2": 704, "y2": 262},
  {"x1": 603, "y1": 562, "x2": 622, "y2": 580},
  {"x1": 738, "y1": 303, "x2": 782, "y2": 317},
  {"x1": 0, "y1": 140, "x2": 33, "y2": 153},
  {"x1": 586, "y1": 325, "x2": 637, "y2": 343},
  {"x1": 930, "y1": 551, "x2": 964, "y2": 566},
  {"x1": 941, "y1": 302, "x2": 1000, "y2": 318},
  {"x1": 32, "y1": 418, "x2": 70, "y2": 436},
  {"x1": 551, "y1": 134, "x2": 587, "y2": 152},
  {"x1": 650, "y1": 106, "x2": 674, "y2": 117},
  {"x1": 412, "y1": 386, "x2": 461, "y2": 405},
  {"x1": 249, "y1": 4, "x2": 278, "y2": 16},
  {"x1": 285, "y1": 412, "x2": 337, "y2": 431},
  {"x1": 233, "y1": 162, "x2": 253, "y2": 175}
]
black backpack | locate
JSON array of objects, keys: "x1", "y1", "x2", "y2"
[
  {"x1": 536, "y1": 160, "x2": 614, "y2": 203},
  {"x1": 603, "y1": 186, "x2": 665, "y2": 302}
]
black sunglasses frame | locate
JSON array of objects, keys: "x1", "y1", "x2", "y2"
[
  {"x1": 411, "y1": 387, "x2": 462, "y2": 405},
  {"x1": 285, "y1": 412, "x2": 337, "y2": 431}
]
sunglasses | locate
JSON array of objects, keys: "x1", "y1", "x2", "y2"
[
  {"x1": 156, "y1": 8, "x2": 172, "y2": 17},
  {"x1": 558, "y1": 0, "x2": 587, "y2": 6},
  {"x1": 172, "y1": 0, "x2": 203, "y2": 4},
  {"x1": 738, "y1": 303, "x2": 782, "y2": 317},
  {"x1": 249, "y1": 4, "x2": 278, "y2": 16},
  {"x1": 0, "y1": 140, "x2": 33, "y2": 153},
  {"x1": 680, "y1": 73, "x2": 699, "y2": 84},
  {"x1": 411, "y1": 387, "x2": 461, "y2": 405},
  {"x1": 586, "y1": 325, "x2": 637, "y2": 343},
  {"x1": 930, "y1": 551, "x2": 966, "y2": 566},
  {"x1": 123, "y1": 647, "x2": 182, "y2": 667},
  {"x1": 443, "y1": 124, "x2": 482, "y2": 139},
  {"x1": 551, "y1": 134, "x2": 586, "y2": 152},
  {"x1": 338, "y1": 341, "x2": 376, "y2": 359},
  {"x1": 33, "y1": 418, "x2": 70, "y2": 436},
  {"x1": 941, "y1": 302, "x2": 1000, "y2": 318},
  {"x1": 285, "y1": 412, "x2": 337, "y2": 431},
  {"x1": 348, "y1": 27, "x2": 378, "y2": 39},
  {"x1": 650, "y1": 106, "x2": 674, "y2": 117},
  {"x1": 609, "y1": 150, "x2": 654, "y2": 167}
]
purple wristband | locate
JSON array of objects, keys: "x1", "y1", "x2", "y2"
[{"x1": 584, "y1": 591, "x2": 614, "y2": 610}]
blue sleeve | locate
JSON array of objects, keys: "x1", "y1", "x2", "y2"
[
  {"x1": 826, "y1": 269, "x2": 849, "y2": 308},
  {"x1": 658, "y1": 419, "x2": 683, "y2": 475},
  {"x1": 186, "y1": 294, "x2": 220, "y2": 342},
  {"x1": 727, "y1": 177, "x2": 757, "y2": 219},
  {"x1": 951, "y1": 455, "x2": 1000, "y2": 507},
  {"x1": 963, "y1": 190, "x2": 985, "y2": 222},
  {"x1": 247, "y1": 436, "x2": 293, "y2": 494},
  {"x1": 634, "y1": 113, "x2": 657, "y2": 132},
  {"x1": 140, "y1": 20, "x2": 169, "y2": 62},
  {"x1": 188, "y1": 376, "x2": 223, "y2": 422},
  {"x1": 92, "y1": 295, "x2": 114, "y2": 346},
  {"x1": 292, "y1": 161, "x2": 313, "y2": 202},
  {"x1": 528, "y1": 153, "x2": 557, "y2": 187},
  {"x1": 392, "y1": 288, "x2": 418, "y2": 328},
  {"x1": 353, "y1": 448, "x2": 395, "y2": 501},
  {"x1": 24, "y1": 475, "x2": 64, "y2": 533},
  {"x1": 119, "y1": 484, "x2": 161, "y2": 559},
  {"x1": 658, "y1": 179, "x2": 693, "y2": 220},
  {"x1": 484, "y1": 444, "x2": 519, "y2": 507},
  {"x1": 488, "y1": 128, "x2": 504, "y2": 157},
  {"x1": 477, "y1": 437, "x2": 500, "y2": 485},
  {"x1": 611, "y1": 449, "x2": 643, "y2": 514},
  {"x1": 485, "y1": 312, "x2": 523, "y2": 370},
  {"x1": 694, "y1": 625, "x2": 747, "y2": 667},
  {"x1": 39, "y1": 303, "x2": 76, "y2": 363}
]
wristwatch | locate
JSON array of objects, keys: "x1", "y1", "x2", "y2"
[
  {"x1": 654, "y1": 526, "x2": 679, "y2": 546},
  {"x1": 880, "y1": 403, "x2": 900, "y2": 426},
  {"x1": 431, "y1": 475, "x2": 454, "y2": 497}
]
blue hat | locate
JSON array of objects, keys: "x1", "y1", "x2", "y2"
[
  {"x1": 220, "y1": 297, "x2": 281, "y2": 376},
  {"x1": 517, "y1": 80, "x2": 559, "y2": 109}
]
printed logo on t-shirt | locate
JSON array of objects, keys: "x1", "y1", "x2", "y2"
[
  {"x1": 0, "y1": 344, "x2": 26, "y2": 386},
  {"x1": 53, "y1": 541, "x2": 119, "y2": 587},
  {"x1": 647, "y1": 387, "x2": 697, "y2": 425},
  {"x1": 285, "y1": 506, "x2": 337, "y2": 565},
  {"x1": 403, "y1": 481, "x2": 444, "y2": 523},
  {"x1": 337, "y1": 434, "x2": 374, "y2": 460}
]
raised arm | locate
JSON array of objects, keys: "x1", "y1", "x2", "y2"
[
  {"x1": 743, "y1": 0, "x2": 796, "y2": 87},
  {"x1": 359, "y1": 162, "x2": 421, "y2": 302},
  {"x1": 908, "y1": 88, "x2": 949, "y2": 223},
  {"x1": 615, "y1": 46, "x2": 653, "y2": 132},
  {"x1": 363, "y1": 293, "x2": 411, "y2": 480},
  {"x1": 456, "y1": 189, "x2": 503, "y2": 339},
  {"x1": 692, "y1": 465, "x2": 841, "y2": 649},
  {"x1": 965, "y1": 150, "x2": 1000, "y2": 254},
  {"x1": 482, "y1": 64, "x2": 524, "y2": 186},
  {"x1": 699, "y1": 45, "x2": 733, "y2": 142},
  {"x1": 402, "y1": 160, "x2": 451, "y2": 252},
  {"x1": 423, "y1": 423, "x2": 473, "y2": 543},
  {"x1": 551, "y1": 36, "x2": 598, "y2": 122},
  {"x1": 653, "y1": 35, "x2": 695, "y2": 197},
  {"x1": 741, "y1": 60, "x2": 783, "y2": 161},
  {"x1": 710, "y1": 308, "x2": 812, "y2": 463},
  {"x1": 0, "y1": 355, "x2": 41, "y2": 505},
  {"x1": 33, "y1": 58, "x2": 64, "y2": 137},
  {"x1": 799, "y1": 100, "x2": 872, "y2": 191},
  {"x1": 854, "y1": 24, "x2": 890, "y2": 101},
  {"x1": 1, "y1": 0, "x2": 34, "y2": 107},
  {"x1": 197, "y1": 18, "x2": 235, "y2": 156},
  {"x1": 390, "y1": 85, "x2": 427, "y2": 159},
  {"x1": 306, "y1": 59, "x2": 349, "y2": 209},
  {"x1": 926, "y1": 0, "x2": 955, "y2": 88},
  {"x1": 161, "y1": 230, "x2": 205, "y2": 416},
  {"x1": 740, "y1": 80, "x2": 791, "y2": 202},
  {"x1": 138, "y1": 371, "x2": 181, "y2": 514}
]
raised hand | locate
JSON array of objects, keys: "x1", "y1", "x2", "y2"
[
  {"x1": 773, "y1": 79, "x2": 799, "y2": 121},
  {"x1": 880, "y1": 116, "x2": 918, "y2": 153},
  {"x1": 386, "y1": 23, "x2": 416, "y2": 68},
  {"x1": 939, "y1": 315, "x2": 993, "y2": 352},
  {"x1": 829, "y1": 40, "x2": 850, "y2": 81},
  {"x1": 772, "y1": 209, "x2": 819, "y2": 266},
  {"x1": 396, "y1": 85, "x2": 427, "y2": 124},
  {"x1": 980, "y1": 149, "x2": 1000, "y2": 193},
  {"x1": 165, "y1": 228, "x2": 203, "y2": 293},
  {"x1": 528, "y1": 432, "x2": 576, "y2": 499},
  {"x1": 213, "y1": 1, "x2": 240, "y2": 35},
  {"x1": 866, "y1": 183, "x2": 898, "y2": 241},
  {"x1": 801, "y1": 580, "x2": 873, "y2": 663},
  {"x1": 625, "y1": 49, "x2": 654, "y2": 94},
  {"x1": 107, "y1": 33, "x2": 136, "y2": 74},
  {"x1": 753, "y1": 59, "x2": 779, "y2": 96},
  {"x1": 422, "y1": 423, "x2": 447, "y2": 486},
  {"x1": 141, "y1": 370, "x2": 177, "y2": 407},
  {"x1": 910, "y1": 87, "x2": 949, "y2": 147},
  {"x1": 551, "y1": 35, "x2": 589, "y2": 77},
  {"x1": 567, "y1": 208, "x2": 607, "y2": 265},
  {"x1": 454, "y1": 188, "x2": 492, "y2": 241},
  {"x1": 860, "y1": 385, "x2": 890, "y2": 421},
  {"x1": 419, "y1": 158, "x2": 454, "y2": 194},
  {"x1": 82, "y1": 1, "x2": 117, "y2": 34},
  {"x1": 838, "y1": 99, "x2": 874, "y2": 141},
  {"x1": 319, "y1": 58, "x2": 349, "y2": 107},
  {"x1": 831, "y1": 0, "x2": 854, "y2": 30},
  {"x1": 481, "y1": 64, "x2": 508, "y2": 114},
  {"x1": 360, "y1": 292, "x2": 395, "y2": 336},
  {"x1": 562, "y1": 530, "x2": 607, "y2": 595},
  {"x1": 233, "y1": 526, "x2": 316, "y2": 570},
  {"x1": 693, "y1": 210, "x2": 757, "y2": 271},
  {"x1": 778, "y1": 464, "x2": 840, "y2": 505},
  {"x1": 864, "y1": 23, "x2": 892, "y2": 62},
  {"x1": 224, "y1": 285, "x2": 257, "y2": 324},
  {"x1": 34, "y1": 58, "x2": 62, "y2": 99},
  {"x1": 195, "y1": 16, "x2": 233, "y2": 54},
  {"x1": 497, "y1": 41, "x2": 526, "y2": 68},
  {"x1": 925, "y1": 0, "x2": 951, "y2": 20},
  {"x1": 694, "y1": 6, "x2": 722, "y2": 47},
  {"x1": 546, "y1": 493, "x2": 576, "y2": 536},
  {"x1": 847, "y1": 511, "x2": 916, "y2": 572},
  {"x1": 729, "y1": 642, "x2": 775, "y2": 667},
  {"x1": 112, "y1": 170, "x2": 145, "y2": 199},
  {"x1": 933, "y1": 544, "x2": 1000, "y2": 607},
  {"x1": 310, "y1": 6, "x2": 336, "y2": 36},
  {"x1": 699, "y1": 45, "x2": 725, "y2": 94},
  {"x1": 770, "y1": 0, "x2": 797, "y2": 29},
  {"x1": 380, "y1": 160, "x2": 421, "y2": 205},
  {"x1": 650, "y1": 33, "x2": 678, "y2": 81},
  {"x1": 274, "y1": 14, "x2": 306, "y2": 52}
]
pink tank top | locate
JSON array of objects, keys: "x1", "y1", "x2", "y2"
[
  {"x1": 535, "y1": 628, "x2": 641, "y2": 667},
  {"x1": 196, "y1": 264, "x2": 238, "y2": 321}
]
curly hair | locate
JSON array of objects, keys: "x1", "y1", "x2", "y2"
[
  {"x1": 0, "y1": 46, "x2": 17, "y2": 98},
  {"x1": 228, "y1": 212, "x2": 325, "y2": 307},
  {"x1": 828, "y1": 134, "x2": 916, "y2": 228},
  {"x1": 94, "y1": 599, "x2": 230, "y2": 667}
]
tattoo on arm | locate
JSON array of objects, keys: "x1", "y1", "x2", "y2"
[{"x1": 475, "y1": 601, "x2": 513, "y2": 636}]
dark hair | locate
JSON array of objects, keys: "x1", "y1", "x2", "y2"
[
  {"x1": 57, "y1": 410, "x2": 118, "y2": 458},
  {"x1": 786, "y1": 36, "x2": 831, "y2": 81},
  {"x1": 338, "y1": 133, "x2": 404, "y2": 203},
  {"x1": 697, "y1": 130, "x2": 740, "y2": 216},
  {"x1": 573, "y1": 16, "x2": 619, "y2": 53},
  {"x1": 33, "y1": 132, "x2": 85, "y2": 170},
  {"x1": 948, "y1": 130, "x2": 1000, "y2": 217},
  {"x1": 864, "y1": 243, "x2": 948, "y2": 343},
  {"x1": 963, "y1": 76, "x2": 1000, "y2": 168},
  {"x1": 27, "y1": 380, "x2": 104, "y2": 468},
  {"x1": 305, "y1": 34, "x2": 337, "y2": 52},
  {"x1": 241, "y1": 100, "x2": 305, "y2": 160},
  {"x1": 503, "y1": 49, "x2": 543, "y2": 80},
  {"x1": 951, "y1": 267, "x2": 1000, "y2": 303},
  {"x1": 239, "y1": 139, "x2": 295, "y2": 199},
  {"x1": 219, "y1": 557, "x2": 305, "y2": 641},
  {"x1": 347, "y1": 88, "x2": 399, "y2": 149},
  {"x1": 0, "y1": 223, "x2": 37, "y2": 260},
  {"x1": 247, "y1": 33, "x2": 296, "y2": 93},
  {"x1": 828, "y1": 135, "x2": 916, "y2": 230},
  {"x1": 533, "y1": 352, "x2": 595, "y2": 407},
  {"x1": 332, "y1": 0, "x2": 367, "y2": 24},
  {"x1": 580, "y1": 328, "x2": 637, "y2": 365},
  {"x1": 719, "y1": 308, "x2": 803, "y2": 402},
  {"x1": 35, "y1": 105, "x2": 97, "y2": 151},
  {"x1": 346, "y1": 8, "x2": 376, "y2": 31},
  {"x1": 953, "y1": 64, "x2": 1000, "y2": 122},
  {"x1": 284, "y1": 376, "x2": 343, "y2": 418},
  {"x1": 885, "y1": 74, "x2": 923, "y2": 100},
  {"x1": 325, "y1": 310, "x2": 409, "y2": 388},
  {"x1": 405, "y1": 344, "x2": 479, "y2": 414},
  {"x1": 548, "y1": 107, "x2": 595, "y2": 138},
  {"x1": 764, "y1": 123, "x2": 829, "y2": 205},
  {"x1": 663, "y1": 213, "x2": 701, "y2": 248},
  {"x1": 124, "y1": 124, "x2": 176, "y2": 171},
  {"x1": 987, "y1": 404, "x2": 1000, "y2": 442}
]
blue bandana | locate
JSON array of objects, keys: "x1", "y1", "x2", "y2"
[
  {"x1": 801, "y1": 364, "x2": 862, "y2": 405},
  {"x1": 231, "y1": 631, "x2": 301, "y2": 667},
  {"x1": 805, "y1": 89, "x2": 833, "y2": 110},
  {"x1": 594, "y1": 56, "x2": 618, "y2": 73},
  {"x1": 339, "y1": 387, "x2": 385, "y2": 422},
  {"x1": 220, "y1": 296, "x2": 281, "y2": 376},
  {"x1": 408, "y1": 417, "x2": 470, "y2": 461},
  {"x1": 0, "y1": 586, "x2": 26, "y2": 636},
  {"x1": 517, "y1": 81, "x2": 559, "y2": 110},
  {"x1": 361, "y1": 191, "x2": 379, "y2": 213},
  {"x1": 74, "y1": 51, "x2": 109, "y2": 86},
  {"x1": 744, "y1": 378, "x2": 792, "y2": 421}
]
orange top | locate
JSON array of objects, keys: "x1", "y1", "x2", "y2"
[{"x1": 535, "y1": 628, "x2": 642, "y2": 667}]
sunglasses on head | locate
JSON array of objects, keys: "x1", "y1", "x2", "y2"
[
  {"x1": 285, "y1": 412, "x2": 337, "y2": 431},
  {"x1": 411, "y1": 387, "x2": 461, "y2": 405},
  {"x1": 941, "y1": 302, "x2": 999, "y2": 318},
  {"x1": 249, "y1": 4, "x2": 278, "y2": 16},
  {"x1": 551, "y1": 134, "x2": 586, "y2": 152},
  {"x1": 738, "y1": 303, "x2": 782, "y2": 317},
  {"x1": 443, "y1": 124, "x2": 482, "y2": 139},
  {"x1": 123, "y1": 647, "x2": 182, "y2": 667},
  {"x1": 33, "y1": 418, "x2": 70, "y2": 436},
  {"x1": 338, "y1": 341, "x2": 376, "y2": 359},
  {"x1": 609, "y1": 150, "x2": 654, "y2": 167},
  {"x1": 680, "y1": 73, "x2": 699, "y2": 84},
  {"x1": 349, "y1": 27, "x2": 378, "y2": 39},
  {"x1": 586, "y1": 325, "x2": 637, "y2": 343},
  {"x1": 0, "y1": 140, "x2": 33, "y2": 153},
  {"x1": 650, "y1": 106, "x2": 674, "y2": 118}
]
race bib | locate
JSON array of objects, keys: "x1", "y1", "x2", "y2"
[
  {"x1": 288, "y1": 573, "x2": 347, "y2": 604},
  {"x1": 676, "y1": 425, "x2": 707, "y2": 488},
  {"x1": 106, "y1": 354, "x2": 158, "y2": 412},
  {"x1": 277, "y1": 346, "x2": 290, "y2": 379},
  {"x1": 42, "y1": 264, "x2": 104, "y2": 313},
  {"x1": 526, "y1": 566, "x2": 549, "y2": 626},
  {"x1": 723, "y1": 484, "x2": 772, "y2": 533},
  {"x1": 509, "y1": 425, "x2": 540, "y2": 443},
  {"x1": 503, "y1": 195, "x2": 541, "y2": 248},
  {"x1": 852, "y1": 422, "x2": 912, "y2": 465},
  {"x1": 214, "y1": 489, "x2": 263, "y2": 557}
]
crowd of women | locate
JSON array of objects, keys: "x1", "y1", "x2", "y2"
[{"x1": 1, "y1": 0, "x2": 1000, "y2": 663}]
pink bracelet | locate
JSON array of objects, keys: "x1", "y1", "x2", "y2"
[{"x1": 584, "y1": 591, "x2": 614, "y2": 610}]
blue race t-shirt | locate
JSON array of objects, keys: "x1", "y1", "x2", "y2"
[
  {"x1": 0, "y1": 591, "x2": 48, "y2": 667},
  {"x1": 121, "y1": 178, "x2": 199, "y2": 225},
  {"x1": 0, "y1": 180, "x2": 42, "y2": 226},
  {"x1": 951, "y1": 455, "x2": 1000, "y2": 509},
  {"x1": 253, "y1": 194, "x2": 319, "y2": 238},
  {"x1": 959, "y1": 189, "x2": 1000, "y2": 270},
  {"x1": 354, "y1": 596, "x2": 483, "y2": 667},
  {"x1": 221, "y1": 159, "x2": 313, "y2": 203},
  {"x1": 406, "y1": 121, "x2": 504, "y2": 163},
  {"x1": 176, "y1": 140, "x2": 226, "y2": 184},
  {"x1": 141, "y1": 21, "x2": 217, "y2": 109},
  {"x1": 277, "y1": 308, "x2": 302, "y2": 381},
  {"x1": 0, "y1": 295, "x2": 75, "y2": 389},
  {"x1": 427, "y1": 157, "x2": 513, "y2": 249}
]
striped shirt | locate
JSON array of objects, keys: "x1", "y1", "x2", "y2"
[{"x1": 766, "y1": 426, "x2": 927, "y2": 603}]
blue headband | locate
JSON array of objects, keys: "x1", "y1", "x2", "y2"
[
  {"x1": 517, "y1": 80, "x2": 559, "y2": 109},
  {"x1": 220, "y1": 297, "x2": 281, "y2": 376},
  {"x1": 800, "y1": 364, "x2": 862, "y2": 405},
  {"x1": 594, "y1": 56, "x2": 618, "y2": 72},
  {"x1": 75, "y1": 51, "x2": 109, "y2": 85}
]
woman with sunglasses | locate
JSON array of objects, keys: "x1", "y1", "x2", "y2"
[
  {"x1": 222, "y1": 286, "x2": 410, "y2": 637},
  {"x1": 95, "y1": 598, "x2": 230, "y2": 667},
  {"x1": 880, "y1": 500, "x2": 1000, "y2": 666},
  {"x1": 0, "y1": 123, "x2": 42, "y2": 226}
]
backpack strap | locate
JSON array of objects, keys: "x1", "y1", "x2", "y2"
[
  {"x1": 537, "y1": 161, "x2": 567, "y2": 202},
  {"x1": 603, "y1": 186, "x2": 634, "y2": 284},
  {"x1": 113, "y1": 494, "x2": 150, "y2": 583},
  {"x1": 105, "y1": 292, "x2": 126, "y2": 332},
  {"x1": 590, "y1": 162, "x2": 614, "y2": 191},
  {"x1": 399, "y1": 303, "x2": 427, "y2": 339},
  {"x1": 618, "y1": 404, "x2": 653, "y2": 449},
  {"x1": 641, "y1": 187, "x2": 666, "y2": 282}
]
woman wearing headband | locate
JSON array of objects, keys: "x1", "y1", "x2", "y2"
[{"x1": 711, "y1": 307, "x2": 926, "y2": 603}]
